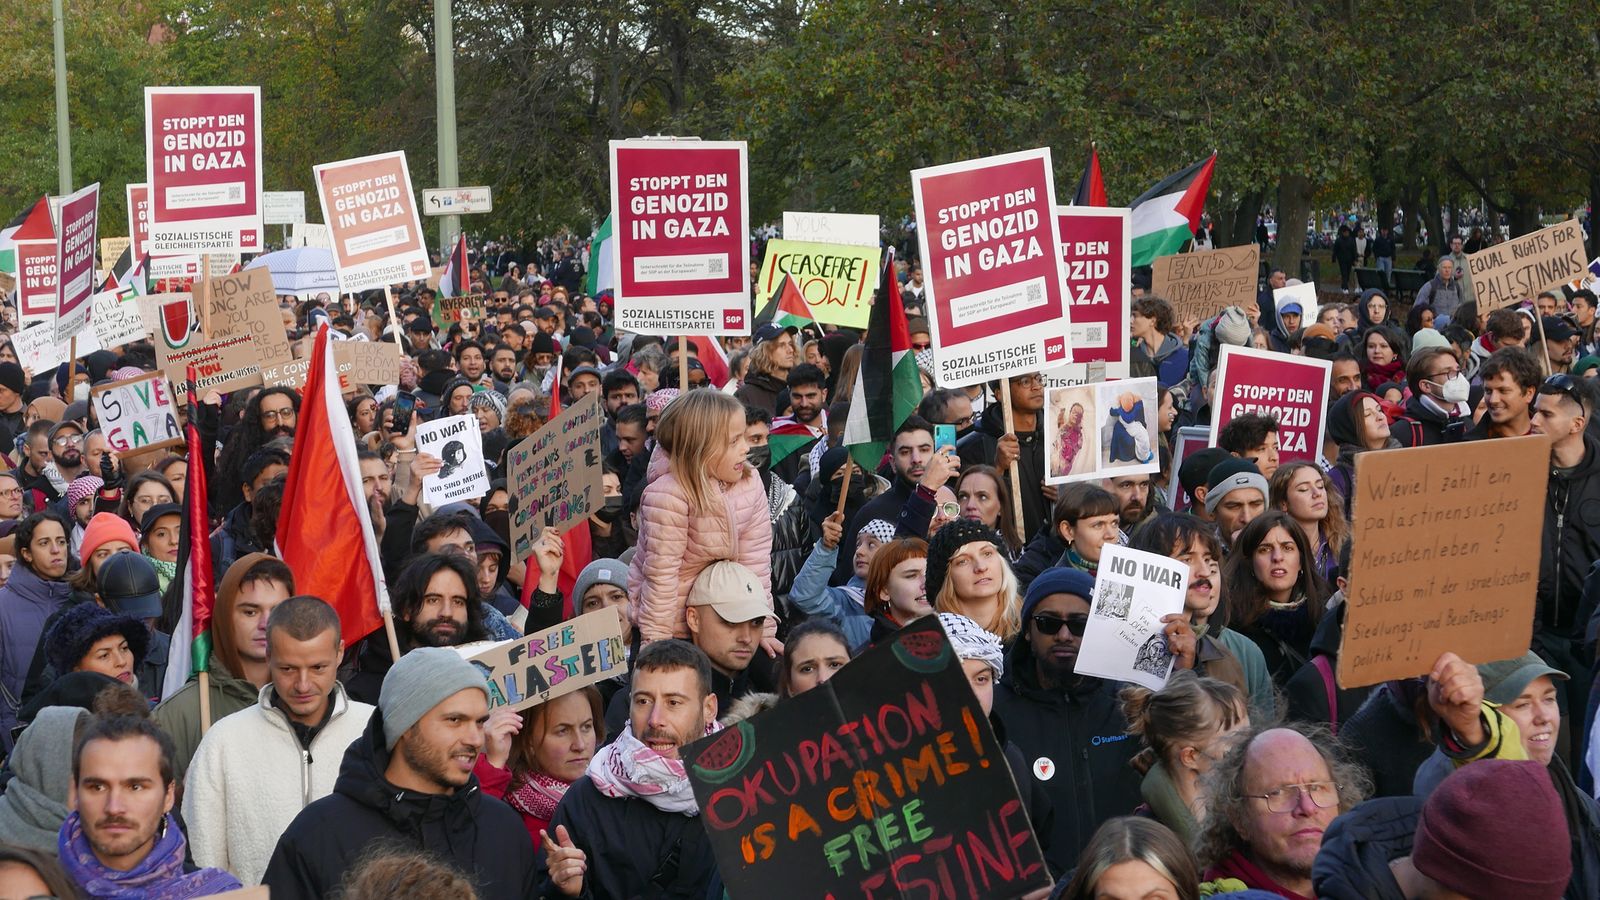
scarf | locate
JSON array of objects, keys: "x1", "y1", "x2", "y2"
[
  {"x1": 507, "y1": 771, "x2": 571, "y2": 822},
  {"x1": 146, "y1": 555, "x2": 176, "y2": 595},
  {"x1": 1363, "y1": 358, "x2": 1404, "y2": 391},
  {"x1": 1202, "y1": 848, "x2": 1312, "y2": 900},
  {"x1": 58, "y1": 811, "x2": 242, "y2": 900},
  {"x1": 1063, "y1": 546, "x2": 1097, "y2": 577},
  {"x1": 586, "y1": 721, "x2": 720, "y2": 816}
]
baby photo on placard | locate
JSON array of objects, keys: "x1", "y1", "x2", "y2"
[
  {"x1": 1044, "y1": 384, "x2": 1098, "y2": 484},
  {"x1": 1095, "y1": 377, "x2": 1160, "y2": 475}
]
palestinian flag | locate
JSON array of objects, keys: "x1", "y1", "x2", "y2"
[
  {"x1": 768, "y1": 419, "x2": 822, "y2": 466},
  {"x1": 0, "y1": 197, "x2": 52, "y2": 295},
  {"x1": 1130, "y1": 153, "x2": 1216, "y2": 266},
  {"x1": 100, "y1": 246, "x2": 149, "y2": 295},
  {"x1": 1070, "y1": 144, "x2": 1108, "y2": 207},
  {"x1": 586, "y1": 214, "x2": 615, "y2": 297},
  {"x1": 754, "y1": 274, "x2": 816, "y2": 332},
  {"x1": 440, "y1": 233, "x2": 468, "y2": 298},
  {"x1": 162, "y1": 367, "x2": 219, "y2": 699},
  {"x1": 842, "y1": 248, "x2": 920, "y2": 470}
]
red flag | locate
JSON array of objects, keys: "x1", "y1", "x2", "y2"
[
  {"x1": 1071, "y1": 145, "x2": 1109, "y2": 207},
  {"x1": 277, "y1": 324, "x2": 387, "y2": 642},
  {"x1": 687, "y1": 336, "x2": 731, "y2": 388}
]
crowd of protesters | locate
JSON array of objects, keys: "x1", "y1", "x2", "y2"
[{"x1": 0, "y1": 226, "x2": 1591, "y2": 900}]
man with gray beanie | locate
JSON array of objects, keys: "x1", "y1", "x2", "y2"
[
  {"x1": 263, "y1": 647, "x2": 537, "y2": 900},
  {"x1": 1205, "y1": 457, "x2": 1268, "y2": 552}
]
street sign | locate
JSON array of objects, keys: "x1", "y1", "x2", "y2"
[
  {"x1": 262, "y1": 191, "x2": 306, "y2": 225},
  {"x1": 422, "y1": 186, "x2": 492, "y2": 216}
]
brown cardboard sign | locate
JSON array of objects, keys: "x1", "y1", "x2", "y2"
[
  {"x1": 1150, "y1": 244, "x2": 1260, "y2": 324},
  {"x1": 464, "y1": 608, "x2": 627, "y2": 713},
  {"x1": 1465, "y1": 219, "x2": 1587, "y2": 309},
  {"x1": 335, "y1": 339, "x2": 404, "y2": 387},
  {"x1": 91, "y1": 371, "x2": 183, "y2": 457},
  {"x1": 1338, "y1": 436, "x2": 1548, "y2": 688},
  {"x1": 435, "y1": 293, "x2": 485, "y2": 325},
  {"x1": 507, "y1": 393, "x2": 604, "y2": 559}
]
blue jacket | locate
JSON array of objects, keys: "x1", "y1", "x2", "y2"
[{"x1": 787, "y1": 543, "x2": 871, "y2": 650}]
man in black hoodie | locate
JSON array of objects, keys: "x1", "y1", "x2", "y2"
[
  {"x1": 993, "y1": 566, "x2": 1141, "y2": 875},
  {"x1": 263, "y1": 646, "x2": 538, "y2": 900}
]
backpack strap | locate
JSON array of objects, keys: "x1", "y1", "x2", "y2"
[{"x1": 1312, "y1": 654, "x2": 1339, "y2": 734}]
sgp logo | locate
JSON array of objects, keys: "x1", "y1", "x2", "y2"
[
  {"x1": 1043, "y1": 337, "x2": 1066, "y2": 361},
  {"x1": 723, "y1": 309, "x2": 745, "y2": 329}
]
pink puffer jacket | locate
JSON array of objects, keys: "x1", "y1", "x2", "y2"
[{"x1": 628, "y1": 448, "x2": 774, "y2": 641}]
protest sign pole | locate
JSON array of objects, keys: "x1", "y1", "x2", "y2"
[
  {"x1": 679, "y1": 339, "x2": 689, "y2": 391},
  {"x1": 1535, "y1": 312, "x2": 1552, "y2": 377},
  {"x1": 199, "y1": 256, "x2": 212, "y2": 336},
  {"x1": 384, "y1": 285, "x2": 401, "y2": 343},
  {"x1": 998, "y1": 382, "x2": 1025, "y2": 545},
  {"x1": 835, "y1": 453, "x2": 854, "y2": 516},
  {"x1": 382, "y1": 609, "x2": 402, "y2": 663},
  {"x1": 198, "y1": 671, "x2": 212, "y2": 733}
]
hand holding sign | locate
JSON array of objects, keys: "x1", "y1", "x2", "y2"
[{"x1": 1427, "y1": 651, "x2": 1486, "y2": 747}]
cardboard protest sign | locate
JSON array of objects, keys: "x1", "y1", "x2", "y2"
[
  {"x1": 1209, "y1": 345, "x2": 1331, "y2": 465},
  {"x1": 464, "y1": 609, "x2": 627, "y2": 713},
  {"x1": 782, "y1": 211, "x2": 879, "y2": 248},
  {"x1": 152, "y1": 278, "x2": 277, "y2": 403},
  {"x1": 1057, "y1": 206, "x2": 1131, "y2": 371},
  {"x1": 1271, "y1": 281, "x2": 1318, "y2": 331},
  {"x1": 54, "y1": 183, "x2": 100, "y2": 344},
  {"x1": 91, "y1": 372, "x2": 182, "y2": 457},
  {"x1": 290, "y1": 223, "x2": 331, "y2": 249},
  {"x1": 1168, "y1": 425, "x2": 1212, "y2": 513},
  {"x1": 144, "y1": 86, "x2": 263, "y2": 253},
  {"x1": 126, "y1": 183, "x2": 151, "y2": 261},
  {"x1": 756, "y1": 239, "x2": 878, "y2": 329},
  {"x1": 1150, "y1": 244, "x2": 1260, "y2": 325},
  {"x1": 434, "y1": 293, "x2": 485, "y2": 325},
  {"x1": 99, "y1": 237, "x2": 129, "y2": 277},
  {"x1": 203, "y1": 267, "x2": 292, "y2": 373},
  {"x1": 1339, "y1": 437, "x2": 1548, "y2": 688},
  {"x1": 335, "y1": 339, "x2": 403, "y2": 388},
  {"x1": 12, "y1": 323, "x2": 65, "y2": 376},
  {"x1": 1465, "y1": 219, "x2": 1586, "y2": 308},
  {"x1": 1044, "y1": 377, "x2": 1161, "y2": 484},
  {"x1": 507, "y1": 393, "x2": 603, "y2": 559},
  {"x1": 415, "y1": 414, "x2": 490, "y2": 506},
  {"x1": 1077, "y1": 545, "x2": 1187, "y2": 689},
  {"x1": 609, "y1": 139, "x2": 751, "y2": 335},
  {"x1": 314, "y1": 151, "x2": 431, "y2": 294},
  {"x1": 912, "y1": 148, "x2": 1072, "y2": 387},
  {"x1": 91, "y1": 287, "x2": 148, "y2": 350},
  {"x1": 17, "y1": 239, "x2": 59, "y2": 328},
  {"x1": 684, "y1": 615, "x2": 1050, "y2": 900}
]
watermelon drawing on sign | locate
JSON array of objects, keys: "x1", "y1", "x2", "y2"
[
  {"x1": 891, "y1": 628, "x2": 951, "y2": 674},
  {"x1": 692, "y1": 719, "x2": 756, "y2": 785}
]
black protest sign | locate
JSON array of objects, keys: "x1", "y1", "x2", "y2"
[{"x1": 684, "y1": 616, "x2": 1049, "y2": 900}]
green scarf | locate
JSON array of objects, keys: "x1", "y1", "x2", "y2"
[
  {"x1": 147, "y1": 555, "x2": 176, "y2": 594},
  {"x1": 1140, "y1": 762, "x2": 1199, "y2": 846}
]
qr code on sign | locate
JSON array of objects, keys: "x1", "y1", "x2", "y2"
[
  {"x1": 1084, "y1": 324, "x2": 1106, "y2": 343},
  {"x1": 707, "y1": 258, "x2": 725, "y2": 276},
  {"x1": 227, "y1": 186, "x2": 243, "y2": 202},
  {"x1": 1026, "y1": 284, "x2": 1043, "y2": 303}
]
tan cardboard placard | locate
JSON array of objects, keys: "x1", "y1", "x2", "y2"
[
  {"x1": 507, "y1": 393, "x2": 603, "y2": 560},
  {"x1": 435, "y1": 293, "x2": 485, "y2": 325},
  {"x1": 336, "y1": 339, "x2": 404, "y2": 387},
  {"x1": 153, "y1": 271, "x2": 282, "y2": 403},
  {"x1": 91, "y1": 371, "x2": 183, "y2": 457},
  {"x1": 1338, "y1": 436, "x2": 1548, "y2": 688},
  {"x1": 465, "y1": 608, "x2": 627, "y2": 713},
  {"x1": 1150, "y1": 244, "x2": 1260, "y2": 324},
  {"x1": 1465, "y1": 219, "x2": 1587, "y2": 308}
]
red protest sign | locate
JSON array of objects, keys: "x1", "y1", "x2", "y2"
[
  {"x1": 54, "y1": 183, "x2": 100, "y2": 344},
  {"x1": 144, "y1": 87, "x2": 263, "y2": 253},
  {"x1": 912, "y1": 148, "x2": 1072, "y2": 387},
  {"x1": 1057, "y1": 205, "x2": 1131, "y2": 371},
  {"x1": 314, "y1": 151, "x2": 431, "y2": 295},
  {"x1": 609, "y1": 139, "x2": 751, "y2": 335},
  {"x1": 127, "y1": 183, "x2": 150, "y2": 262},
  {"x1": 17, "y1": 240, "x2": 57, "y2": 327},
  {"x1": 1210, "y1": 345, "x2": 1332, "y2": 464}
]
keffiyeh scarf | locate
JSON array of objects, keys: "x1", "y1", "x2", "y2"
[{"x1": 586, "y1": 721, "x2": 720, "y2": 816}]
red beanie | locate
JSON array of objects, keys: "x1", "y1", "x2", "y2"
[
  {"x1": 1412, "y1": 759, "x2": 1571, "y2": 900},
  {"x1": 80, "y1": 512, "x2": 139, "y2": 564}
]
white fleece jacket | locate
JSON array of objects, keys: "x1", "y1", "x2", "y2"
[{"x1": 182, "y1": 682, "x2": 373, "y2": 885}]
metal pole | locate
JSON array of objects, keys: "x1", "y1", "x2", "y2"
[
  {"x1": 52, "y1": 0, "x2": 73, "y2": 194},
  {"x1": 434, "y1": 0, "x2": 460, "y2": 258}
]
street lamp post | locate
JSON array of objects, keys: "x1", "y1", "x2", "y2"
[
  {"x1": 434, "y1": 0, "x2": 460, "y2": 258},
  {"x1": 52, "y1": 0, "x2": 73, "y2": 194}
]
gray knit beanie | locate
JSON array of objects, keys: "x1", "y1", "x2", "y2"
[
  {"x1": 1214, "y1": 306, "x2": 1252, "y2": 346},
  {"x1": 379, "y1": 647, "x2": 489, "y2": 749},
  {"x1": 572, "y1": 558, "x2": 628, "y2": 608}
]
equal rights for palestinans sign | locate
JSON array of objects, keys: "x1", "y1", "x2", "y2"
[
  {"x1": 1209, "y1": 345, "x2": 1331, "y2": 465},
  {"x1": 144, "y1": 86, "x2": 263, "y2": 253},
  {"x1": 756, "y1": 239, "x2": 878, "y2": 330},
  {"x1": 463, "y1": 608, "x2": 627, "y2": 714},
  {"x1": 1465, "y1": 219, "x2": 1587, "y2": 308},
  {"x1": 609, "y1": 139, "x2": 752, "y2": 336},
  {"x1": 91, "y1": 371, "x2": 182, "y2": 457},
  {"x1": 507, "y1": 393, "x2": 603, "y2": 560},
  {"x1": 683, "y1": 615, "x2": 1050, "y2": 900},
  {"x1": 1339, "y1": 436, "x2": 1548, "y2": 688},
  {"x1": 1150, "y1": 244, "x2": 1260, "y2": 325},
  {"x1": 1056, "y1": 206, "x2": 1131, "y2": 375},
  {"x1": 54, "y1": 183, "x2": 101, "y2": 345},
  {"x1": 314, "y1": 151, "x2": 432, "y2": 294},
  {"x1": 912, "y1": 148, "x2": 1073, "y2": 387}
]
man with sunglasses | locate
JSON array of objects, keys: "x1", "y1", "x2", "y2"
[{"x1": 995, "y1": 567, "x2": 1142, "y2": 875}]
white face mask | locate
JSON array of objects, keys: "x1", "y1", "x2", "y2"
[{"x1": 1436, "y1": 374, "x2": 1470, "y2": 405}]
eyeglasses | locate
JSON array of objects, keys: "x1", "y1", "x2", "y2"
[
  {"x1": 936, "y1": 501, "x2": 960, "y2": 519},
  {"x1": 0, "y1": 488, "x2": 20, "y2": 499},
  {"x1": 947, "y1": 413, "x2": 975, "y2": 427},
  {"x1": 1243, "y1": 781, "x2": 1341, "y2": 814},
  {"x1": 51, "y1": 435, "x2": 82, "y2": 447},
  {"x1": 1030, "y1": 613, "x2": 1088, "y2": 637},
  {"x1": 1014, "y1": 374, "x2": 1044, "y2": 388},
  {"x1": 261, "y1": 409, "x2": 296, "y2": 425}
]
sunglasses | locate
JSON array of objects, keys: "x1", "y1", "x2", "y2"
[
  {"x1": 912, "y1": 341, "x2": 932, "y2": 351},
  {"x1": 1030, "y1": 613, "x2": 1088, "y2": 637},
  {"x1": 1544, "y1": 373, "x2": 1586, "y2": 408}
]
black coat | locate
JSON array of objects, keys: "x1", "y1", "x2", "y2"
[
  {"x1": 734, "y1": 370, "x2": 789, "y2": 418},
  {"x1": 1282, "y1": 603, "x2": 1372, "y2": 732},
  {"x1": 1390, "y1": 394, "x2": 1468, "y2": 448},
  {"x1": 262, "y1": 709, "x2": 538, "y2": 900},
  {"x1": 1311, "y1": 796, "x2": 1417, "y2": 900},
  {"x1": 994, "y1": 637, "x2": 1141, "y2": 876},
  {"x1": 1338, "y1": 683, "x2": 1436, "y2": 798},
  {"x1": 1542, "y1": 434, "x2": 1600, "y2": 639},
  {"x1": 538, "y1": 774, "x2": 718, "y2": 899}
]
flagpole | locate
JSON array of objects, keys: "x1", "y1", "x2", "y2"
[
  {"x1": 999, "y1": 382, "x2": 1026, "y2": 546},
  {"x1": 382, "y1": 610, "x2": 402, "y2": 665},
  {"x1": 835, "y1": 453, "x2": 854, "y2": 516},
  {"x1": 679, "y1": 339, "x2": 689, "y2": 391}
]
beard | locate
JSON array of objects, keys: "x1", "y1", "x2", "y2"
[
  {"x1": 54, "y1": 450, "x2": 81, "y2": 468},
  {"x1": 399, "y1": 732, "x2": 475, "y2": 790},
  {"x1": 410, "y1": 616, "x2": 465, "y2": 647}
]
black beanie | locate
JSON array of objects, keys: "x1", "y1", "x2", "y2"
[{"x1": 924, "y1": 519, "x2": 1008, "y2": 603}]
